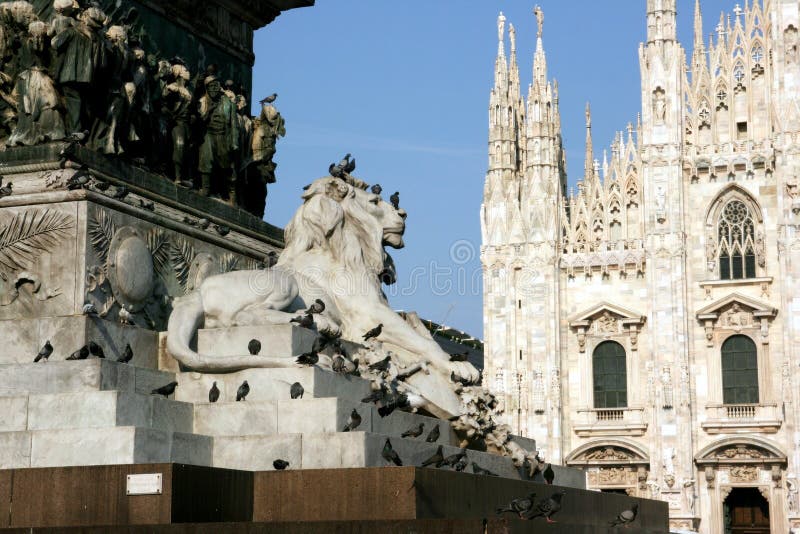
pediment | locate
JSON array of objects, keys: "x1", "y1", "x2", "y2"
[
  {"x1": 695, "y1": 437, "x2": 786, "y2": 466},
  {"x1": 569, "y1": 302, "x2": 646, "y2": 327},
  {"x1": 566, "y1": 440, "x2": 650, "y2": 467},
  {"x1": 696, "y1": 293, "x2": 777, "y2": 321}
]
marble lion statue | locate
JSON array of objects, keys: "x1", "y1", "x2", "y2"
[{"x1": 167, "y1": 175, "x2": 479, "y2": 417}]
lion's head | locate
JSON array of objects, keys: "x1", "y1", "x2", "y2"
[{"x1": 280, "y1": 177, "x2": 406, "y2": 283}]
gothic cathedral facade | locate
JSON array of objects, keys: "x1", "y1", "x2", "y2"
[{"x1": 481, "y1": 1, "x2": 800, "y2": 531}]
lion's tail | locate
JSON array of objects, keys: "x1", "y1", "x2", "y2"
[{"x1": 166, "y1": 292, "x2": 295, "y2": 372}]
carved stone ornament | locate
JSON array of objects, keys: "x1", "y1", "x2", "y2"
[
  {"x1": 569, "y1": 303, "x2": 645, "y2": 352},
  {"x1": 0, "y1": 208, "x2": 74, "y2": 306},
  {"x1": 187, "y1": 253, "x2": 219, "y2": 292},
  {"x1": 107, "y1": 226, "x2": 155, "y2": 313},
  {"x1": 582, "y1": 446, "x2": 633, "y2": 461},
  {"x1": 730, "y1": 465, "x2": 759, "y2": 482},
  {"x1": 697, "y1": 293, "x2": 778, "y2": 347}
]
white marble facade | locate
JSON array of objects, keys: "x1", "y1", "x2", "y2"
[{"x1": 481, "y1": 1, "x2": 800, "y2": 532}]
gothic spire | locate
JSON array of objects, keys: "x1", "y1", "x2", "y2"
[
  {"x1": 647, "y1": 0, "x2": 677, "y2": 43},
  {"x1": 533, "y1": 6, "x2": 548, "y2": 89},
  {"x1": 497, "y1": 11, "x2": 506, "y2": 58},
  {"x1": 584, "y1": 102, "x2": 594, "y2": 181},
  {"x1": 692, "y1": 0, "x2": 708, "y2": 75}
]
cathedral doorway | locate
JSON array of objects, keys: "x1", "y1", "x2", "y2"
[{"x1": 723, "y1": 487, "x2": 770, "y2": 533}]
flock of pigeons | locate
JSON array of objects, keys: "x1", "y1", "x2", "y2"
[
  {"x1": 495, "y1": 490, "x2": 640, "y2": 526},
  {"x1": 34, "y1": 339, "x2": 132, "y2": 364}
]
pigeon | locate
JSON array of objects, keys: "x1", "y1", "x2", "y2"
[
  {"x1": 449, "y1": 351, "x2": 469, "y2": 362},
  {"x1": 362, "y1": 323, "x2": 383, "y2": 341},
  {"x1": 496, "y1": 492, "x2": 537, "y2": 518},
  {"x1": 92, "y1": 180, "x2": 111, "y2": 191},
  {"x1": 342, "y1": 408, "x2": 362, "y2": 432},
  {"x1": 196, "y1": 218, "x2": 211, "y2": 230},
  {"x1": 0, "y1": 182, "x2": 13, "y2": 197},
  {"x1": 311, "y1": 335, "x2": 330, "y2": 353},
  {"x1": 370, "y1": 184, "x2": 382, "y2": 195},
  {"x1": 266, "y1": 251, "x2": 279, "y2": 267},
  {"x1": 118, "y1": 343, "x2": 133, "y2": 363},
  {"x1": 378, "y1": 392, "x2": 409, "y2": 417},
  {"x1": 118, "y1": 308, "x2": 134, "y2": 325},
  {"x1": 236, "y1": 380, "x2": 250, "y2": 401},
  {"x1": 306, "y1": 299, "x2": 326, "y2": 315},
  {"x1": 151, "y1": 381, "x2": 178, "y2": 398},
  {"x1": 295, "y1": 351, "x2": 319, "y2": 366},
  {"x1": 138, "y1": 199, "x2": 155, "y2": 211},
  {"x1": 543, "y1": 463, "x2": 555, "y2": 485},
  {"x1": 208, "y1": 381, "x2": 220, "y2": 403},
  {"x1": 471, "y1": 462, "x2": 499, "y2": 477},
  {"x1": 609, "y1": 503, "x2": 639, "y2": 527},
  {"x1": 526, "y1": 491, "x2": 566, "y2": 523},
  {"x1": 290, "y1": 313, "x2": 314, "y2": 329},
  {"x1": 66, "y1": 130, "x2": 89, "y2": 143},
  {"x1": 420, "y1": 445, "x2": 445, "y2": 468},
  {"x1": 88, "y1": 341, "x2": 105, "y2": 359},
  {"x1": 368, "y1": 355, "x2": 391, "y2": 373},
  {"x1": 361, "y1": 386, "x2": 389, "y2": 405},
  {"x1": 381, "y1": 439, "x2": 402, "y2": 466},
  {"x1": 389, "y1": 191, "x2": 400, "y2": 209},
  {"x1": 273, "y1": 459, "x2": 289, "y2": 470},
  {"x1": 34, "y1": 340, "x2": 53, "y2": 362},
  {"x1": 426, "y1": 425, "x2": 440, "y2": 443},
  {"x1": 290, "y1": 382, "x2": 304, "y2": 399},
  {"x1": 112, "y1": 185, "x2": 129, "y2": 200},
  {"x1": 214, "y1": 224, "x2": 230, "y2": 236},
  {"x1": 332, "y1": 355, "x2": 347, "y2": 374},
  {"x1": 82, "y1": 303, "x2": 98, "y2": 316},
  {"x1": 401, "y1": 422, "x2": 424, "y2": 438},
  {"x1": 66, "y1": 345, "x2": 90, "y2": 360},
  {"x1": 66, "y1": 166, "x2": 91, "y2": 189},
  {"x1": 248, "y1": 339, "x2": 261, "y2": 355},
  {"x1": 343, "y1": 155, "x2": 356, "y2": 174},
  {"x1": 442, "y1": 448, "x2": 467, "y2": 469},
  {"x1": 453, "y1": 456, "x2": 469, "y2": 472},
  {"x1": 260, "y1": 93, "x2": 277, "y2": 104}
]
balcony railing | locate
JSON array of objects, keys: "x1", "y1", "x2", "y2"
[
  {"x1": 702, "y1": 403, "x2": 781, "y2": 434},
  {"x1": 574, "y1": 407, "x2": 647, "y2": 437}
]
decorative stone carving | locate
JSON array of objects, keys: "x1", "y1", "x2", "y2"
[
  {"x1": 597, "y1": 467, "x2": 628, "y2": 484},
  {"x1": 730, "y1": 465, "x2": 759, "y2": 482},
  {"x1": 569, "y1": 303, "x2": 645, "y2": 353},
  {"x1": 719, "y1": 303, "x2": 753, "y2": 330},
  {"x1": 697, "y1": 293, "x2": 778, "y2": 347},
  {"x1": 715, "y1": 446, "x2": 765, "y2": 460},
  {"x1": 582, "y1": 447, "x2": 632, "y2": 461},
  {"x1": 594, "y1": 310, "x2": 618, "y2": 335},
  {"x1": 0, "y1": 208, "x2": 73, "y2": 305},
  {"x1": 107, "y1": 227, "x2": 155, "y2": 313},
  {"x1": 661, "y1": 367, "x2": 673, "y2": 409}
]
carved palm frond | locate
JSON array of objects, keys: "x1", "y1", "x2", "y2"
[
  {"x1": 0, "y1": 209, "x2": 74, "y2": 275},
  {"x1": 218, "y1": 253, "x2": 239, "y2": 273},
  {"x1": 147, "y1": 228, "x2": 171, "y2": 282},
  {"x1": 171, "y1": 237, "x2": 196, "y2": 292},
  {"x1": 88, "y1": 210, "x2": 116, "y2": 270}
]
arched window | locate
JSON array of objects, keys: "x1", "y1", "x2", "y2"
[
  {"x1": 718, "y1": 200, "x2": 757, "y2": 280},
  {"x1": 721, "y1": 335, "x2": 758, "y2": 404},
  {"x1": 593, "y1": 341, "x2": 627, "y2": 408}
]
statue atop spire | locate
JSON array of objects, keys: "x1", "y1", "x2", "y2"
[
  {"x1": 509, "y1": 23, "x2": 516, "y2": 54},
  {"x1": 584, "y1": 102, "x2": 594, "y2": 180},
  {"x1": 498, "y1": 12, "x2": 506, "y2": 43},
  {"x1": 534, "y1": 5, "x2": 544, "y2": 39}
]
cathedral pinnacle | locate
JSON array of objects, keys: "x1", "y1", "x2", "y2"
[
  {"x1": 584, "y1": 102, "x2": 594, "y2": 180},
  {"x1": 497, "y1": 12, "x2": 506, "y2": 57}
]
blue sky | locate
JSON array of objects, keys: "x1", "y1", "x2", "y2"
[{"x1": 252, "y1": 0, "x2": 737, "y2": 337}]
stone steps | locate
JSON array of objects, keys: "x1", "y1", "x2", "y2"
[
  {"x1": 0, "y1": 360, "x2": 175, "y2": 397},
  {"x1": 211, "y1": 430, "x2": 584, "y2": 489},
  {"x1": 0, "y1": 391, "x2": 193, "y2": 434},
  {"x1": 193, "y1": 397, "x2": 459, "y2": 446},
  {"x1": 0, "y1": 426, "x2": 211, "y2": 469},
  {"x1": 174, "y1": 366, "x2": 372, "y2": 405}
]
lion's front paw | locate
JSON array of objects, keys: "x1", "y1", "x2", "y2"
[{"x1": 448, "y1": 361, "x2": 480, "y2": 385}]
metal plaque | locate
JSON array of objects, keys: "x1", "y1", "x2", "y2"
[{"x1": 126, "y1": 473, "x2": 163, "y2": 495}]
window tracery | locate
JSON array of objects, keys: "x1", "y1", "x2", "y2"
[{"x1": 717, "y1": 200, "x2": 757, "y2": 280}]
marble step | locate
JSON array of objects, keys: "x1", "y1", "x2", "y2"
[
  {"x1": 0, "y1": 391, "x2": 193, "y2": 434},
  {"x1": 0, "y1": 360, "x2": 175, "y2": 397},
  {"x1": 193, "y1": 396, "x2": 460, "y2": 446},
  {"x1": 0, "y1": 426, "x2": 211, "y2": 469},
  {"x1": 211, "y1": 430, "x2": 584, "y2": 489},
  {"x1": 175, "y1": 366, "x2": 372, "y2": 406}
]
